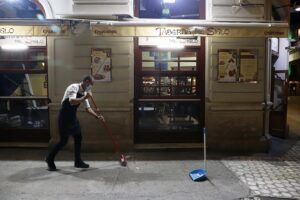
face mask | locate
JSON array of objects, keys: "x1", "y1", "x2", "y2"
[{"x1": 85, "y1": 84, "x2": 93, "y2": 92}]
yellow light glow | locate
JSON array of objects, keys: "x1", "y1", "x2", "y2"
[{"x1": 1, "y1": 44, "x2": 28, "y2": 51}]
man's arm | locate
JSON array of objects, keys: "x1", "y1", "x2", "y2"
[
  {"x1": 70, "y1": 93, "x2": 91, "y2": 105},
  {"x1": 86, "y1": 107, "x2": 105, "y2": 121}
]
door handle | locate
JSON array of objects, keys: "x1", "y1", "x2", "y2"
[{"x1": 261, "y1": 101, "x2": 273, "y2": 109}]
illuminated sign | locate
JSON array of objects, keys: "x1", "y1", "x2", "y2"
[
  {"x1": 0, "y1": 26, "x2": 33, "y2": 36},
  {"x1": 139, "y1": 36, "x2": 201, "y2": 46},
  {"x1": 0, "y1": 36, "x2": 46, "y2": 46}
]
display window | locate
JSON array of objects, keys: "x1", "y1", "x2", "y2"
[{"x1": 0, "y1": 46, "x2": 49, "y2": 143}]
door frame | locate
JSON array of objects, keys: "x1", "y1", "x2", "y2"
[{"x1": 133, "y1": 37, "x2": 205, "y2": 143}]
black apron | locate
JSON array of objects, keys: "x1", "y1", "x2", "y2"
[
  {"x1": 58, "y1": 92, "x2": 84, "y2": 135},
  {"x1": 47, "y1": 92, "x2": 84, "y2": 161}
]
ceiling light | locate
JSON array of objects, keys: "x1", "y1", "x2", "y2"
[
  {"x1": 1, "y1": 44, "x2": 29, "y2": 51},
  {"x1": 163, "y1": 0, "x2": 175, "y2": 3},
  {"x1": 6, "y1": 0, "x2": 20, "y2": 2},
  {"x1": 293, "y1": 1, "x2": 300, "y2": 12},
  {"x1": 157, "y1": 43, "x2": 184, "y2": 49}
]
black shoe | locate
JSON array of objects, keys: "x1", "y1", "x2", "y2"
[
  {"x1": 45, "y1": 158, "x2": 57, "y2": 171},
  {"x1": 74, "y1": 160, "x2": 89, "y2": 168}
]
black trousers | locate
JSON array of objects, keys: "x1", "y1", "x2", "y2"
[{"x1": 47, "y1": 119, "x2": 82, "y2": 162}]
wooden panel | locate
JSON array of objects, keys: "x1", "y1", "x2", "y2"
[
  {"x1": 53, "y1": 38, "x2": 75, "y2": 97},
  {"x1": 211, "y1": 68, "x2": 265, "y2": 82},
  {"x1": 74, "y1": 44, "x2": 132, "y2": 56},
  {"x1": 211, "y1": 80, "x2": 264, "y2": 93},
  {"x1": 206, "y1": 37, "x2": 266, "y2": 102},
  {"x1": 93, "y1": 79, "x2": 131, "y2": 92},
  {"x1": 73, "y1": 55, "x2": 131, "y2": 69},
  {"x1": 206, "y1": 109, "x2": 264, "y2": 139},
  {"x1": 211, "y1": 92, "x2": 264, "y2": 102}
]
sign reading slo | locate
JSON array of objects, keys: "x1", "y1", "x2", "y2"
[{"x1": 0, "y1": 26, "x2": 33, "y2": 36}]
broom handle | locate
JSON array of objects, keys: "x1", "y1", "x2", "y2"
[
  {"x1": 203, "y1": 127, "x2": 206, "y2": 170},
  {"x1": 90, "y1": 96, "x2": 121, "y2": 154}
]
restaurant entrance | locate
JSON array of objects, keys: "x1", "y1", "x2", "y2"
[{"x1": 134, "y1": 38, "x2": 205, "y2": 144}]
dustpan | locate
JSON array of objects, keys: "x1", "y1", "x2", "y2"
[{"x1": 189, "y1": 127, "x2": 207, "y2": 181}]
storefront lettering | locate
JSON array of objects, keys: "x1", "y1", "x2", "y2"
[
  {"x1": 155, "y1": 27, "x2": 230, "y2": 36},
  {"x1": 156, "y1": 27, "x2": 192, "y2": 36},
  {"x1": 0, "y1": 27, "x2": 14, "y2": 34},
  {"x1": 264, "y1": 30, "x2": 285, "y2": 36},
  {"x1": 42, "y1": 29, "x2": 67, "y2": 34},
  {"x1": 206, "y1": 28, "x2": 230, "y2": 36},
  {"x1": 94, "y1": 29, "x2": 117, "y2": 35}
]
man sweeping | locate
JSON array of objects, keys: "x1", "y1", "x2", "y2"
[{"x1": 45, "y1": 75, "x2": 104, "y2": 171}]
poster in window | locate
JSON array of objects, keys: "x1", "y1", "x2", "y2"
[
  {"x1": 91, "y1": 48, "x2": 112, "y2": 82},
  {"x1": 217, "y1": 49, "x2": 238, "y2": 82},
  {"x1": 239, "y1": 49, "x2": 258, "y2": 82}
]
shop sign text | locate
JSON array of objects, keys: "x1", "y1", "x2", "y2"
[
  {"x1": 155, "y1": 27, "x2": 230, "y2": 36},
  {"x1": 0, "y1": 27, "x2": 14, "y2": 34}
]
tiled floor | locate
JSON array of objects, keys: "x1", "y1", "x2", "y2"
[{"x1": 223, "y1": 141, "x2": 300, "y2": 199}]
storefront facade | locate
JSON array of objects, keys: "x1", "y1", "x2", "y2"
[{"x1": 0, "y1": 0, "x2": 289, "y2": 152}]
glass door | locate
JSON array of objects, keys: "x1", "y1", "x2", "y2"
[
  {"x1": 270, "y1": 69, "x2": 289, "y2": 138},
  {"x1": 134, "y1": 45, "x2": 205, "y2": 143}
]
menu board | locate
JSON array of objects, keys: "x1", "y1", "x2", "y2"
[
  {"x1": 239, "y1": 49, "x2": 258, "y2": 82},
  {"x1": 217, "y1": 49, "x2": 238, "y2": 82},
  {"x1": 91, "y1": 48, "x2": 112, "y2": 82}
]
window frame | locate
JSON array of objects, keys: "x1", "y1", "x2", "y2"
[{"x1": 135, "y1": 44, "x2": 204, "y2": 100}]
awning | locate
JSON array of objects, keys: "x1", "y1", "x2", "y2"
[
  {"x1": 91, "y1": 19, "x2": 289, "y2": 38},
  {"x1": 0, "y1": 19, "x2": 289, "y2": 38}
]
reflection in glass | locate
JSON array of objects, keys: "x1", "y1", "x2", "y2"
[
  {"x1": 180, "y1": 62, "x2": 196, "y2": 71},
  {"x1": 139, "y1": 0, "x2": 200, "y2": 19},
  {"x1": 138, "y1": 101, "x2": 200, "y2": 132},
  {"x1": 0, "y1": 49, "x2": 47, "y2": 71},
  {"x1": 142, "y1": 76, "x2": 197, "y2": 97},
  {"x1": 0, "y1": 99, "x2": 49, "y2": 129},
  {"x1": 142, "y1": 62, "x2": 156, "y2": 71},
  {"x1": 179, "y1": 52, "x2": 197, "y2": 60},
  {"x1": 0, "y1": 73, "x2": 47, "y2": 97},
  {"x1": 142, "y1": 51, "x2": 197, "y2": 72}
]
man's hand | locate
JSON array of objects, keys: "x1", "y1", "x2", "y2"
[
  {"x1": 96, "y1": 114, "x2": 105, "y2": 122},
  {"x1": 84, "y1": 92, "x2": 92, "y2": 100}
]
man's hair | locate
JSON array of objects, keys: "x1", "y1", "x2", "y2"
[{"x1": 82, "y1": 75, "x2": 94, "y2": 82}]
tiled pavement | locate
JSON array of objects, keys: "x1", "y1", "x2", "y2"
[{"x1": 222, "y1": 141, "x2": 300, "y2": 199}]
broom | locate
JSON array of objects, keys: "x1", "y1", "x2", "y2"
[{"x1": 90, "y1": 96, "x2": 127, "y2": 167}]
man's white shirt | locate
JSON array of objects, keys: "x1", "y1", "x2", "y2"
[{"x1": 61, "y1": 83, "x2": 91, "y2": 108}]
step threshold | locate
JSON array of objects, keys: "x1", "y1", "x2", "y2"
[
  {"x1": 0, "y1": 142, "x2": 49, "y2": 148},
  {"x1": 134, "y1": 143, "x2": 204, "y2": 150}
]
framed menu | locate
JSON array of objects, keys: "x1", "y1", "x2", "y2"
[
  {"x1": 239, "y1": 49, "x2": 258, "y2": 82},
  {"x1": 91, "y1": 48, "x2": 112, "y2": 82},
  {"x1": 217, "y1": 49, "x2": 238, "y2": 82}
]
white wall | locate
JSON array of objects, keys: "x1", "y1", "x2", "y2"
[
  {"x1": 207, "y1": 0, "x2": 266, "y2": 21},
  {"x1": 38, "y1": 0, "x2": 73, "y2": 18},
  {"x1": 274, "y1": 38, "x2": 290, "y2": 71},
  {"x1": 39, "y1": 0, "x2": 133, "y2": 19}
]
